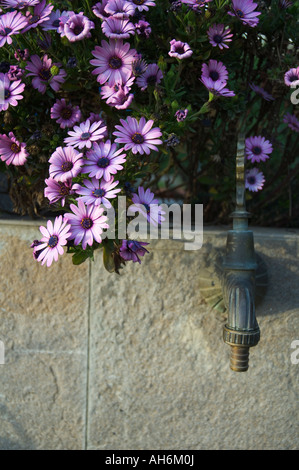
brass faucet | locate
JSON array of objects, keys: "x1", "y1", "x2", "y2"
[{"x1": 222, "y1": 135, "x2": 260, "y2": 372}]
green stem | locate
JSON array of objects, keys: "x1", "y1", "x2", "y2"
[
  {"x1": 83, "y1": 0, "x2": 93, "y2": 18},
  {"x1": 172, "y1": 61, "x2": 184, "y2": 90}
]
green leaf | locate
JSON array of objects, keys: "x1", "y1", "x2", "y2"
[
  {"x1": 71, "y1": 246, "x2": 94, "y2": 265},
  {"x1": 62, "y1": 81, "x2": 81, "y2": 92},
  {"x1": 103, "y1": 242, "x2": 116, "y2": 273},
  {"x1": 72, "y1": 251, "x2": 90, "y2": 265},
  {"x1": 46, "y1": 90, "x2": 55, "y2": 99},
  {"x1": 198, "y1": 176, "x2": 217, "y2": 185}
]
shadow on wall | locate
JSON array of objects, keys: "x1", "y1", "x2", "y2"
[
  {"x1": 255, "y1": 251, "x2": 299, "y2": 317},
  {"x1": 198, "y1": 240, "x2": 299, "y2": 319}
]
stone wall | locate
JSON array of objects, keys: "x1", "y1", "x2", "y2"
[{"x1": 0, "y1": 220, "x2": 298, "y2": 450}]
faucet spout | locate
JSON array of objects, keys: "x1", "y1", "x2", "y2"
[
  {"x1": 222, "y1": 135, "x2": 260, "y2": 372},
  {"x1": 223, "y1": 271, "x2": 260, "y2": 372}
]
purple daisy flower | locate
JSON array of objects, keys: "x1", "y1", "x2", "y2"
[
  {"x1": 228, "y1": 0, "x2": 261, "y2": 28},
  {"x1": 41, "y1": 9, "x2": 68, "y2": 31},
  {"x1": 64, "y1": 199, "x2": 109, "y2": 250},
  {"x1": 90, "y1": 39, "x2": 137, "y2": 87},
  {"x1": 113, "y1": 116, "x2": 163, "y2": 155},
  {"x1": 245, "y1": 136, "x2": 273, "y2": 163},
  {"x1": 168, "y1": 39, "x2": 193, "y2": 59},
  {"x1": 207, "y1": 24, "x2": 233, "y2": 50},
  {"x1": 0, "y1": 0, "x2": 39, "y2": 9},
  {"x1": 56, "y1": 10, "x2": 75, "y2": 36},
  {"x1": 132, "y1": 57, "x2": 148, "y2": 77},
  {"x1": 63, "y1": 12, "x2": 95, "y2": 42},
  {"x1": 245, "y1": 168, "x2": 265, "y2": 192},
  {"x1": 129, "y1": 186, "x2": 165, "y2": 227},
  {"x1": 104, "y1": 0, "x2": 136, "y2": 18},
  {"x1": 200, "y1": 76, "x2": 235, "y2": 97},
  {"x1": 73, "y1": 177, "x2": 121, "y2": 209},
  {"x1": 102, "y1": 17, "x2": 135, "y2": 39},
  {"x1": 284, "y1": 68, "x2": 299, "y2": 87},
  {"x1": 135, "y1": 20, "x2": 151, "y2": 38},
  {"x1": 49, "y1": 146, "x2": 84, "y2": 183},
  {"x1": 119, "y1": 239, "x2": 149, "y2": 264},
  {"x1": 50, "y1": 99, "x2": 81, "y2": 129},
  {"x1": 283, "y1": 113, "x2": 299, "y2": 133},
  {"x1": 249, "y1": 83, "x2": 275, "y2": 101},
  {"x1": 26, "y1": 54, "x2": 66, "y2": 94},
  {"x1": 101, "y1": 76, "x2": 135, "y2": 102},
  {"x1": 64, "y1": 119, "x2": 107, "y2": 150},
  {"x1": 278, "y1": 0, "x2": 293, "y2": 8},
  {"x1": 127, "y1": 0, "x2": 156, "y2": 11},
  {"x1": 201, "y1": 60, "x2": 228, "y2": 84},
  {"x1": 22, "y1": 0, "x2": 54, "y2": 33},
  {"x1": 34, "y1": 216, "x2": 72, "y2": 267},
  {"x1": 175, "y1": 109, "x2": 188, "y2": 122},
  {"x1": 136, "y1": 63, "x2": 163, "y2": 90},
  {"x1": 87, "y1": 113, "x2": 108, "y2": 134},
  {"x1": 0, "y1": 10, "x2": 28, "y2": 47},
  {"x1": 0, "y1": 132, "x2": 28, "y2": 166},
  {"x1": 31, "y1": 240, "x2": 44, "y2": 260},
  {"x1": 8, "y1": 65, "x2": 24, "y2": 81},
  {"x1": 106, "y1": 84, "x2": 134, "y2": 109},
  {"x1": 92, "y1": 0, "x2": 110, "y2": 20},
  {"x1": 44, "y1": 177, "x2": 73, "y2": 207},
  {"x1": 0, "y1": 72, "x2": 25, "y2": 111},
  {"x1": 82, "y1": 140, "x2": 127, "y2": 181},
  {"x1": 182, "y1": 0, "x2": 212, "y2": 5},
  {"x1": 14, "y1": 48, "x2": 29, "y2": 61}
]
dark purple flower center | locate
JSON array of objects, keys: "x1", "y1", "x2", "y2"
[
  {"x1": 10, "y1": 142, "x2": 21, "y2": 153},
  {"x1": 81, "y1": 217, "x2": 93, "y2": 230},
  {"x1": 175, "y1": 46, "x2": 186, "y2": 55},
  {"x1": 247, "y1": 176, "x2": 256, "y2": 185},
  {"x1": 52, "y1": 19, "x2": 60, "y2": 28},
  {"x1": 48, "y1": 235, "x2": 58, "y2": 248},
  {"x1": 81, "y1": 132, "x2": 91, "y2": 140},
  {"x1": 59, "y1": 183, "x2": 69, "y2": 196},
  {"x1": 289, "y1": 74, "x2": 299, "y2": 82},
  {"x1": 133, "y1": 0, "x2": 145, "y2": 4},
  {"x1": 147, "y1": 75, "x2": 157, "y2": 86},
  {"x1": 209, "y1": 71, "x2": 220, "y2": 81},
  {"x1": 4, "y1": 27, "x2": 12, "y2": 35},
  {"x1": 4, "y1": 89, "x2": 11, "y2": 99},
  {"x1": 97, "y1": 157, "x2": 110, "y2": 168},
  {"x1": 213, "y1": 34, "x2": 223, "y2": 44},
  {"x1": 109, "y1": 56, "x2": 122, "y2": 69},
  {"x1": 131, "y1": 132, "x2": 145, "y2": 144},
  {"x1": 118, "y1": 93, "x2": 129, "y2": 105},
  {"x1": 73, "y1": 24, "x2": 84, "y2": 36},
  {"x1": 252, "y1": 146, "x2": 262, "y2": 155},
  {"x1": 29, "y1": 15, "x2": 40, "y2": 25},
  {"x1": 38, "y1": 67, "x2": 52, "y2": 81},
  {"x1": 93, "y1": 188, "x2": 105, "y2": 198},
  {"x1": 61, "y1": 161, "x2": 73, "y2": 172},
  {"x1": 143, "y1": 203, "x2": 150, "y2": 213},
  {"x1": 235, "y1": 9, "x2": 244, "y2": 18},
  {"x1": 61, "y1": 107, "x2": 73, "y2": 120}
]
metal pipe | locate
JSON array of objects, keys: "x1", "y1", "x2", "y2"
[{"x1": 222, "y1": 135, "x2": 260, "y2": 372}]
